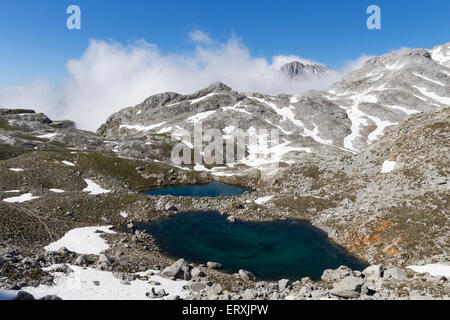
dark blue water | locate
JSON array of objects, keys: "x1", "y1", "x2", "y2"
[
  {"x1": 135, "y1": 211, "x2": 367, "y2": 281},
  {"x1": 143, "y1": 182, "x2": 248, "y2": 197}
]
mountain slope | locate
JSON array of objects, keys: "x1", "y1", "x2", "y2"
[{"x1": 98, "y1": 43, "x2": 450, "y2": 174}]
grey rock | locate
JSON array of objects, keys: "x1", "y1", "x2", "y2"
[
  {"x1": 311, "y1": 289, "x2": 328, "y2": 299},
  {"x1": 98, "y1": 254, "x2": 112, "y2": 265},
  {"x1": 281, "y1": 61, "x2": 329, "y2": 81},
  {"x1": 206, "y1": 283, "x2": 223, "y2": 296},
  {"x1": 227, "y1": 216, "x2": 236, "y2": 223},
  {"x1": 206, "y1": 262, "x2": 222, "y2": 269},
  {"x1": 238, "y1": 269, "x2": 256, "y2": 282},
  {"x1": 161, "y1": 259, "x2": 191, "y2": 280},
  {"x1": 330, "y1": 276, "x2": 365, "y2": 299},
  {"x1": 383, "y1": 267, "x2": 407, "y2": 280},
  {"x1": 146, "y1": 287, "x2": 167, "y2": 299},
  {"x1": 164, "y1": 201, "x2": 178, "y2": 211},
  {"x1": 301, "y1": 277, "x2": 311, "y2": 283},
  {"x1": 299, "y1": 283, "x2": 314, "y2": 296},
  {"x1": 155, "y1": 199, "x2": 166, "y2": 211},
  {"x1": 191, "y1": 267, "x2": 205, "y2": 278},
  {"x1": 321, "y1": 266, "x2": 354, "y2": 281},
  {"x1": 278, "y1": 279, "x2": 292, "y2": 291},
  {"x1": 13, "y1": 291, "x2": 35, "y2": 300},
  {"x1": 363, "y1": 265, "x2": 383, "y2": 280},
  {"x1": 74, "y1": 255, "x2": 89, "y2": 266},
  {"x1": 188, "y1": 282, "x2": 209, "y2": 292},
  {"x1": 38, "y1": 295, "x2": 63, "y2": 300}
]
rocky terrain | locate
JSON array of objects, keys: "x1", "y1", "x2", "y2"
[{"x1": 0, "y1": 42, "x2": 449, "y2": 300}]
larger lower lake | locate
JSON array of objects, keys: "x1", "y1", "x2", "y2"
[
  {"x1": 134, "y1": 211, "x2": 367, "y2": 281},
  {"x1": 143, "y1": 182, "x2": 248, "y2": 197}
]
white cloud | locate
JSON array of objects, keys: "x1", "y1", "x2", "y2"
[
  {"x1": 188, "y1": 30, "x2": 212, "y2": 44},
  {"x1": 0, "y1": 32, "x2": 364, "y2": 131},
  {"x1": 341, "y1": 54, "x2": 374, "y2": 73}
]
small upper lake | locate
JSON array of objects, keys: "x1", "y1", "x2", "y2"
[
  {"x1": 143, "y1": 181, "x2": 248, "y2": 197},
  {"x1": 134, "y1": 211, "x2": 367, "y2": 281}
]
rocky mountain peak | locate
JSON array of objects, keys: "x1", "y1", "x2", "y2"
[
  {"x1": 205, "y1": 82, "x2": 233, "y2": 93},
  {"x1": 141, "y1": 92, "x2": 181, "y2": 109},
  {"x1": 280, "y1": 61, "x2": 329, "y2": 80}
]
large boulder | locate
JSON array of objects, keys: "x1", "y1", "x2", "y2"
[
  {"x1": 278, "y1": 279, "x2": 292, "y2": 291},
  {"x1": 187, "y1": 282, "x2": 209, "y2": 292},
  {"x1": 74, "y1": 255, "x2": 89, "y2": 267},
  {"x1": 321, "y1": 266, "x2": 354, "y2": 281},
  {"x1": 164, "y1": 201, "x2": 178, "y2": 212},
  {"x1": 383, "y1": 267, "x2": 407, "y2": 280},
  {"x1": 161, "y1": 259, "x2": 191, "y2": 280},
  {"x1": 238, "y1": 269, "x2": 256, "y2": 282},
  {"x1": 98, "y1": 254, "x2": 112, "y2": 265},
  {"x1": 206, "y1": 262, "x2": 222, "y2": 269},
  {"x1": 362, "y1": 265, "x2": 383, "y2": 280},
  {"x1": 146, "y1": 287, "x2": 167, "y2": 299},
  {"x1": 191, "y1": 268, "x2": 205, "y2": 278},
  {"x1": 330, "y1": 276, "x2": 365, "y2": 299},
  {"x1": 13, "y1": 291, "x2": 35, "y2": 300},
  {"x1": 206, "y1": 283, "x2": 223, "y2": 296}
]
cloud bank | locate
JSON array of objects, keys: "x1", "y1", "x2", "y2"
[{"x1": 0, "y1": 32, "x2": 366, "y2": 131}]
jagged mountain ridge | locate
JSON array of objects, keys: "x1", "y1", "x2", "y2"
[{"x1": 98, "y1": 42, "x2": 450, "y2": 173}]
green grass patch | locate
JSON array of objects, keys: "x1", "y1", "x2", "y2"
[{"x1": 0, "y1": 145, "x2": 32, "y2": 160}]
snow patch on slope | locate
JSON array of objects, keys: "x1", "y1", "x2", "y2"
[
  {"x1": 186, "y1": 110, "x2": 216, "y2": 123},
  {"x1": 381, "y1": 160, "x2": 396, "y2": 173},
  {"x1": 412, "y1": 73, "x2": 446, "y2": 87},
  {"x1": 4, "y1": 265, "x2": 188, "y2": 300},
  {"x1": 250, "y1": 97, "x2": 333, "y2": 145},
  {"x1": 83, "y1": 179, "x2": 111, "y2": 195},
  {"x1": 3, "y1": 193, "x2": 39, "y2": 203},
  {"x1": 49, "y1": 189, "x2": 65, "y2": 193},
  {"x1": 412, "y1": 86, "x2": 450, "y2": 105},
  {"x1": 254, "y1": 196, "x2": 274, "y2": 205},
  {"x1": 343, "y1": 104, "x2": 369, "y2": 152},
  {"x1": 37, "y1": 133, "x2": 57, "y2": 139},
  {"x1": 190, "y1": 93, "x2": 217, "y2": 104},
  {"x1": 119, "y1": 122, "x2": 166, "y2": 132},
  {"x1": 407, "y1": 264, "x2": 450, "y2": 278},
  {"x1": 44, "y1": 226, "x2": 115, "y2": 255}
]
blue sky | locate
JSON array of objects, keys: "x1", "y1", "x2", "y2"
[{"x1": 0, "y1": 0, "x2": 449, "y2": 87}]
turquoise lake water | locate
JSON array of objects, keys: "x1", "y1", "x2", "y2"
[
  {"x1": 134, "y1": 211, "x2": 367, "y2": 281},
  {"x1": 143, "y1": 181, "x2": 248, "y2": 197}
]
